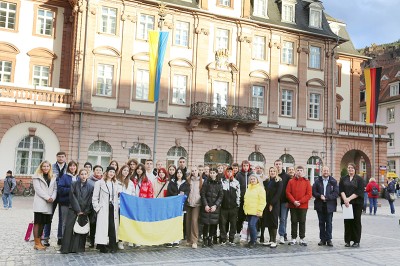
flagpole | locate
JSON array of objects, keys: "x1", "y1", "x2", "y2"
[
  {"x1": 372, "y1": 122, "x2": 376, "y2": 179},
  {"x1": 152, "y1": 3, "x2": 166, "y2": 163}
]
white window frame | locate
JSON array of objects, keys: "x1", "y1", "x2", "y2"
[
  {"x1": 0, "y1": 60, "x2": 12, "y2": 82},
  {"x1": 390, "y1": 83, "x2": 399, "y2": 97},
  {"x1": 33, "y1": 65, "x2": 50, "y2": 87},
  {"x1": 0, "y1": 1, "x2": 16, "y2": 30},
  {"x1": 87, "y1": 140, "x2": 112, "y2": 169},
  {"x1": 282, "y1": 3, "x2": 295, "y2": 23},
  {"x1": 137, "y1": 14, "x2": 154, "y2": 40},
  {"x1": 172, "y1": 74, "x2": 187, "y2": 105},
  {"x1": 388, "y1": 133, "x2": 394, "y2": 147},
  {"x1": 361, "y1": 112, "x2": 366, "y2": 122},
  {"x1": 174, "y1": 21, "x2": 189, "y2": 47},
  {"x1": 96, "y1": 64, "x2": 113, "y2": 96},
  {"x1": 213, "y1": 80, "x2": 229, "y2": 107},
  {"x1": 388, "y1": 160, "x2": 396, "y2": 172},
  {"x1": 253, "y1": 35, "x2": 266, "y2": 60},
  {"x1": 215, "y1": 28, "x2": 229, "y2": 50},
  {"x1": 282, "y1": 41, "x2": 294, "y2": 64},
  {"x1": 309, "y1": 93, "x2": 320, "y2": 119},
  {"x1": 15, "y1": 136, "x2": 44, "y2": 175},
  {"x1": 309, "y1": 8, "x2": 322, "y2": 28},
  {"x1": 253, "y1": 0, "x2": 268, "y2": 17},
  {"x1": 136, "y1": 69, "x2": 149, "y2": 100},
  {"x1": 218, "y1": 0, "x2": 231, "y2": 7},
  {"x1": 281, "y1": 89, "x2": 293, "y2": 117},
  {"x1": 252, "y1": 85, "x2": 264, "y2": 114},
  {"x1": 36, "y1": 8, "x2": 54, "y2": 36},
  {"x1": 101, "y1": 6, "x2": 117, "y2": 35},
  {"x1": 309, "y1": 46, "x2": 321, "y2": 69},
  {"x1": 129, "y1": 143, "x2": 151, "y2": 164},
  {"x1": 387, "y1": 107, "x2": 395, "y2": 123},
  {"x1": 167, "y1": 146, "x2": 188, "y2": 167}
]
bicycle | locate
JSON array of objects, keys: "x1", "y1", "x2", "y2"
[
  {"x1": 13, "y1": 180, "x2": 25, "y2": 196},
  {"x1": 23, "y1": 181, "x2": 35, "y2": 197}
]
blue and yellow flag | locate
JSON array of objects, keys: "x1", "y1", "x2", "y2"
[
  {"x1": 148, "y1": 31, "x2": 169, "y2": 102},
  {"x1": 118, "y1": 193, "x2": 184, "y2": 245}
]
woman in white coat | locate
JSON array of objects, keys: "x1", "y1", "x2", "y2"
[
  {"x1": 32, "y1": 160, "x2": 57, "y2": 250},
  {"x1": 92, "y1": 166, "x2": 119, "y2": 253}
]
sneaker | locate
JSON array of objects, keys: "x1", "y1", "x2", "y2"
[
  {"x1": 165, "y1": 243, "x2": 173, "y2": 248},
  {"x1": 270, "y1": 242, "x2": 277, "y2": 248},
  {"x1": 128, "y1": 243, "x2": 134, "y2": 247},
  {"x1": 247, "y1": 242, "x2": 256, "y2": 249},
  {"x1": 57, "y1": 239, "x2": 62, "y2": 245},
  {"x1": 43, "y1": 239, "x2": 50, "y2": 247},
  {"x1": 192, "y1": 243, "x2": 197, "y2": 249},
  {"x1": 228, "y1": 241, "x2": 236, "y2": 246},
  {"x1": 118, "y1": 242, "x2": 124, "y2": 250},
  {"x1": 299, "y1": 238, "x2": 307, "y2": 246},
  {"x1": 288, "y1": 239, "x2": 297, "y2": 245},
  {"x1": 220, "y1": 241, "x2": 226, "y2": 246},
  {"x1": 172, "y1": 243, "x2": 179, "y2": 248},
  {"x1": 263, "y1": 241, "x2": 271, "y2": 246},
  {"x1": 279, "y1": 236, "x2": 285, "y2": 244},
  {"x1": 284, "y1": 234, "x2": 288, "y2": 241}
]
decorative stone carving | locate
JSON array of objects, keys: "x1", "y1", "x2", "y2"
[
  {"x1": 195, "y1": 27, "x2": 209, "y2": 35},
  {"x1": 28, "y1": 127, "x2": 37, "y2": 136},
  {"x1": 238, "y1": 35, "x2": 252, "y2": 43},
  {"x1": 175, "y1": 138, "x2": 181, "y2": 147},
  {"x1": 215, "y1": 49, "x2": 229, "y2": 70},
  {"x1": 164, "y1": 21, "x2": 174, "y2": 29},
  {"x1": 255, "y1": 144, "x2": 261, "y2": 152}
]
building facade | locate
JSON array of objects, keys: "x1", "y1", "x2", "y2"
[{"x1": 0, "y1": 0, "x2": 387, "y2": 184}]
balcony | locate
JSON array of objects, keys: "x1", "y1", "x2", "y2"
[
  {"x1": 337, "y1": 120, "x2": 387, "y2": 137},
  {"x1": 187, "y1": 102, "x2": 261, "y2": 132},
  {"x1": 0, "y1": 83, "x2": 72, "y2": 108}
]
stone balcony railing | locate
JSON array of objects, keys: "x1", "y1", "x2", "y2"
[
  {"x1": 337, "y1": 120, "x2": 387, "y2": 136},
  {"x1": 189, "y1": 102, "x2": 259, "y2": 121},
  {"x1": 0, "y1": 83, "x2": 72, "y2": 108}
]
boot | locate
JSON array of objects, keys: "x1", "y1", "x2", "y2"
[
  {"x1": 202, "y1": 236, "x2": 207, "y2": 248},
  {"x1": 34, "y1": 238, "x2": 46, "y2": 250},
  {"x1": 208, "y1": 237, "x2": 213, "y2": 247}
]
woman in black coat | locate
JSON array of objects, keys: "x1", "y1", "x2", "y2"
[
  {"x1": 200, "y1": 168, "x2": 223, "y2": 247},
  {"x1": 262, "y1": 166, "x2": 283, "y2": 248},
  {"x1": 60, "y1": 169, "x2": 94, "y2": 254}
]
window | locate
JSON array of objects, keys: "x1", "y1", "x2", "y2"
[
  {"x1": 252, "y1": 85, "x2": 264, "y2": 114},
  {"x1": 218, "y1": 0, "x2": 231, "y2": 7},
  {"x1": 361, "y1": 112, "x2": 366, "y2": 122},
  {"x1": 215, "y1": 28, "x2": 229, "y2": 50},
  {"x1": 336, "y1": 64, "x2": 342, "y2": 87},
  {"x1": 279, "y1": 153, "x2": 295, "y2": 172},
  {"x1": 282, "y1": 3, "x2": 295, "y2": 23},
  {"x1": 87, "y1": 140, "x2": 112, "y2": 169},
  {"x1": 253, "y1": 35, "x2": 266, "y2": 60},
  {"x1": 36, "y1": 8, "x2": 54, "y2": 36},
  {"x1": 174, "y1": 21, "x2": 189, "y2": 47},
  {"x1": 390, "y1": 83, "x2": 399, "y2": 96},
  {"x1": 213, "y1": 80, "x2": 228, "y2": 107},
  {"x1": 281, "y1": 89, "x2": 293, "y2": 116},
  {"x1": 282, "y1": 41, "x2": 294, "y2": 64},
  {"x1": 248, "y1": 152, "x2": 265, "y2": 168},
  {"x1": 387, "y1": 107, "x2": 395, "y2": 122},
  {"x1": 137, "y1": 14, "x2": 154, "y2": 40},
  {"x1": 360, "y1": 160, "x2": 366, "y2": 175},
  {"x1": 253, "y1": 0, "x2": 267, "y2": 17},
  {"x1": 172, "y1": 74, "x2": 187, "y2": 105},
  {"x1": 309, "y1": 93, "x2": 320, "y2": 119},
  {"x1": 167, "y1": 146, "x2": 188, "y2": 167},
  {"x1": 15, "y1": 136, "x2": 44, "y2": 175},
  {"x1": 129, "y1": 143, "x2": 151, "y2": 164},
  {"x1": 360, "y1": 90, "x2": 365, "y2": 102},
  {"x1": 388, "y1": 133, "x2": 394, "y2": 147},
  {"x1": 0, "y1": 1, "x2": 16, "y2": 30},
  {"x1": 101, "y1": 7, "x2": 117, "y2": 34},
  {"x1": 0, "y1": 60, "x2": 11, "y2": 82},
  {"x1": 96, "y1": 64, "x2": 113, "y2": 96},
  {"x1": 309, "y1": 46, "x2": 321, "y2": 69},
  {"x1": 309, "y1": 9, "x2": 322, "y2": 28},
  {"x1": 136, "y1": 69, "x2": 149, "y2": 100},
  {"x1": 33, "y1": 65, "x2": 50, "y2": 87},
  {"x1": 204, "y1": 149, "x2": 233, "y2": 167},
  {"x1": 388, "y1": 160, "x2": 396, "y2": 172}
]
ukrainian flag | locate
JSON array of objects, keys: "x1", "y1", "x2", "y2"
[
  {"x1": 148, "y1": 30, "x2": 169, "y2": 102},
  {"x1": 118, "y1": 193, "x2": 185, "y2": 245}
]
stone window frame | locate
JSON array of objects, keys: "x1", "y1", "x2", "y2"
[
  {"x1": 388, "y1": 133, "x2": 394, "y2": 148},
  {"x1": 32, "y1": 4, "x2": 58, "y2": 39},
  {"x1": 15, "y1": 135, "x2": 45, "y2": 175},
  {"x1": 280, "y1": 37, "x2": 298, "y2": 66},
  {"x1": 87, "y1": 140, "x2": 113, "y2": 169},
  {"x1": 252, "y1": 35, "x2": 267, "y2": 61},
  {"x1": 308, "y1": 44, "x2": 323, "y2": 70},
  {"x1": 279, "y1": 78, "x2": 298, "y2": 118},
  {"x1": 173, "y1": 20, "x2": 191, "y2": 48},
  {"x1": 131, "y1": 53, "x2": 152, "y2": 102},
  {"x1": 136, "y1": 12, "x2": 156, "y2": 41},
  {"x1": 0, "y1": 42, "x2": 19, "y2": 82},
  {"x1": 99, "y1": 5, "x2": 119, "y2": 36},
  {"x1": 95, "y1": 63, "x2": 115, "y2": 97},
  {"x1": 249, "y1": 70, "x2": 270, "y2": 115},
  {"x1": 92, "y1": 48, "x2": 120, "y2": 98},
  {"x1": 27, "y1": 48, "x2": 57, "y2": 87},
  {"x1": 169, "y1": 59, "x2": 193, "y2": 106},
  {"x1": 309, "y1": 7, "x2": 322, "y2": 29},
  {"x1": 214, "y1": 26, "x2": 232, "y2": 52},
  {"x1": 0, "y1": 0, "x2": 20, "y2": 33},
  {"x1": 280, "y1": 0, "x2": 296, "y2": 24},
  {"x1": 387, "y1": 107, "x2": 395, "y2": 123}
]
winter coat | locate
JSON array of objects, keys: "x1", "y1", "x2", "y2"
[
  {"x1": 243, "y1": 183, "x2": 266, "y2": 216},
  {"x1": 263, "y1": 177, "x2": 283, "y2": 228},
  {"x1": 312, "y1": 176, "x2": 339, "y2": 213},
  {"x1": 339, "y1": 175, "x2": 364, "y2": 206},
  {"x1": 132, "y1": 177, "x2": 154, "y2": 198},
  {"x1": 92, "y1": 179, "x2": 119, "y2": 245},
  {"x1": 52, "y1": 162, "x2": 67, "y2": 179},
  {"x1": 200, "y1": 178, "x2": 223, "y2": 225},
  {"x1": 286, "y1": 176, "x2": 312, "y2": 209},
  {"x1": 236, "y1": 170, "x2": 254, "y2": 201},
  {"x1": 58, "y1": 173, "x2": 78, "y2": 205},
  {"x1": 365, "y1": 181, "x2": 380, "y2": 199},
  {"x1": 221, "y1": 177, "x2": 240, "y2": 209},
  {"x1": 3, "y1": 176, "x2": 16, "y2": 194},
  {"x1": 187, "y1": 175, "x2": 202, "y2": 207},
  {"x1": 32, "y1": 173, "x2": 57, "y2": 214},
  {"x1": 116, "y1": 179, "x2": 135, "y2": 205},
  {"x1": 279, "y1": 170, "x2": 291, "y2": 203},
  {"x1": 153, "y1": 178, "x2": 169, "y2": 198},
  {"x1": 387, "y1": 180, "x2": 396, "y2": 193},
  {"x1": 166, "y1": 178, "x2": 190, "y2": 211}
]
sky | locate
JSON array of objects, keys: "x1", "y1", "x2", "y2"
[{"x1": 322, "y1": 0, "x2": 400, "y2": 49}]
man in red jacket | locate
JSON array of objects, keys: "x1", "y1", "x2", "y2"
[{"x1": 286, "y1": 165, "x2": 312, "y2": 246}]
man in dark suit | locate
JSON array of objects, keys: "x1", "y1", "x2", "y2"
[{"x1": 312, "y1": 166, "x2": 339, "y2": 247}]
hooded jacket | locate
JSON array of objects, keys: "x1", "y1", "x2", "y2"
[
  {"x1": 243, "y1": 182, "x2": 266, "y2": 216},
  {"x1": 221, "y1": 172, "x2": 240, "y2": 209}
]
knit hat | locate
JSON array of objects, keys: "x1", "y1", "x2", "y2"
[{"x1": 106, "y1": 166, "x2": 116, "y2": 172}]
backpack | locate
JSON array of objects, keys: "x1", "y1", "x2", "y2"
[{"x1": 371, "y1": 186, "x2": 379, "y2": 196}]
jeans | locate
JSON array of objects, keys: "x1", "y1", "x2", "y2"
[
  {"x1": 278, "y1": 202, "x2": 289, "y2": 237},
  {"x1": 317, "y1": 210, "x2": 333, "y2": 241},
  {"x1": 368, "y1": 197, "x2": 378, "y2": 214},
  {"x1": 2, "y1": 193, "x2": 13, "y2": 208},
  {"x1": 247, "y1": 215, "x2": 259, "y2": 244},
  {"x1": 363, "y1": 192, "x2": 368, "y2": 212},
  {"x1": 388, "y1": 200, "x2": 395, "y2": 214}
]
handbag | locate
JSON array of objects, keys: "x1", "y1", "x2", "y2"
[
  {"x1": 240, "y1": 221, "x2": 249, "y2": 242},
  {"x1": 24, "y1": 222, "x2": 34, "y2": 241},
  {"x1": 73, "y1": 216, "x2": 90, "y2": 234},
  {"x1": 389, "y1": 193, "x2": 396, "y2": 202}
]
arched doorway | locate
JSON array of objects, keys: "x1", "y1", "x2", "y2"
[
  {"x1": 279, "y1": 153, "x2": 295, "y2": 172},
  {"x1": 307, "y1": 156, "x2": 323, "y2": 185},
  {"x1": 340, "y1": 150, "x2": 371, "y2": 184},
  {"x1": 204, "y1": 149, "x2": 232, "y2": 167}
]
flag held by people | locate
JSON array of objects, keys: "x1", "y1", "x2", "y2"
[
  {"x1": 118, "y1": 193, "x2": 184, "y2": 245},
  {"x1": 148, "y1": 30, "x2": 169, "y2": 102},
  {"x1": 364, "y1": 67, "x2": 382, "y2": 124}
]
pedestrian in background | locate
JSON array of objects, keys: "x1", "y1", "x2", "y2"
[
  {"x1": 186, "y1": 166, "x2": 202, "y2": 249},
  {"x1": 384, "y1": 177, "x2": 396, "y2": 214},
  {"x1": 2, "y1": 170, "x2": 16, "y2": 210},
  {"x1": 312, "y1": 166, "x2": 339, "y2": 247},
  {"x1": 339, "y1": 163, "x2": 364, "y2": 248},
  {"x1": 32, "y1": 161, "x2": 57, "y2": 250},
  {"x1": 365, "y1": 177, "x2": 380, "y2": 215}
]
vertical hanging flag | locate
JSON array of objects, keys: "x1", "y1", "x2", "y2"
[
  {"x1": 364, "y1": 67, "x2": 382, "y2": 124},
  {"x1": 148, "y1": 30, "x2": 169, "y2": 102}
]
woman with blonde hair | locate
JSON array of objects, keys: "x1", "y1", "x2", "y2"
[
  {"x1": 365, "y1": 177, "x2": 380, "y2": 215},
  {"x1": 32, "y1": 160, "x2": 57, "y2": 250},
  {"x1": 186, "y1": 166, "x2": 203, "y2": 249}
]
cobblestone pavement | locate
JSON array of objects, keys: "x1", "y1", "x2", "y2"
[{"x1": 1, "y1": 197, "x2": 400, "y2": 266}]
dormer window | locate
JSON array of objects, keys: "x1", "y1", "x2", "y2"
[
  {"x1": 280, "y1": 0, "x2": 296, "y2": 23},
  {"x1": 308, "y1": 2, "x2": 324, "y2": 29},
  {"x1": 253, "y1": 0, "x2": 268, "y2": 18}
]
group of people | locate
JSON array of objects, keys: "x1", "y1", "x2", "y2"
[{"x1": 27, "y1": 151, "x2": 390, "y2": 254}]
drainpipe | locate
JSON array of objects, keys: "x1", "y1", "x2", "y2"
[{"x1": 330, "y1": 38, "x2": 339, "y2": 176}]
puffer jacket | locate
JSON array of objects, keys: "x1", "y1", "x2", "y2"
[
  {"x1": 243, "y1": 183, "x2": 266, "y2": 216},
  {"x1": 200, "y1": 178, "x2": 223, "y2": 225},
  {"x1": 132, "y1": 177, "x2": 154, "y2": 198},
  {"x1": 221, "y1": 177, "x2": 240, "y2": 209},
  {"x1": 286, "y1": 176, "x2": 312, "y2": 209},
  {"x1": 365, "y1": 181, "x2": 380, "y2": 199}
]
